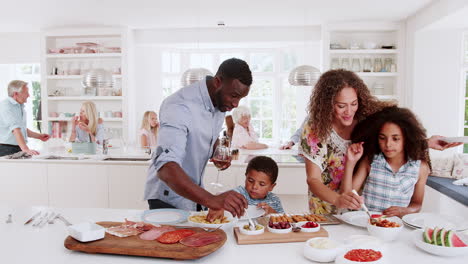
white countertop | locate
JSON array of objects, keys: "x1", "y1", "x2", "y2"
[
  {"x1": 0, "y1": 145, "x2": 304, "y2": 167},
  {"x1": 1, "y1": 206, "x2": 465, "y2": 264}
]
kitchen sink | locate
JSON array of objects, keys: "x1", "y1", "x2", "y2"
[
  {"x1": 44, "y1": 155, "x2": 80, "y2": 160},
  {"x1": 103, "y1": 157, "x2": 150, "y2": 162}
]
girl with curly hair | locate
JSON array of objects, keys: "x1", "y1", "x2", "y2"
[
  {"x1": 342, "y1": 106, "x2": 431, "y2": 217},
  {"x1": 299, "y1": 69, "x2": 458, "y2": 215}
]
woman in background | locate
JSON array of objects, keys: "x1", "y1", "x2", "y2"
[
  {"x1": 69, "y1": 101, "x2": 104, "y2": 144},
  {"x1": 231, "y1": 105, "x2": 268, "y2": 150},
  {"x1": 139, "y1": 111, "x2": 159, "y2": 149}
]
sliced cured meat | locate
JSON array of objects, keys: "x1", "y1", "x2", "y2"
[
  {"x1": 139, "y1": 226, "x2": 176, "y2": 240},
  {"x1": 157, "y1": 229, "x2": 196, "y2": 244},
  {"x1": 106, "y1": 225, "x2": 142, "y2": 237},
  {"x1": 179, "y1": 232, "x2": 223, "y2": 247},
  {"x1": 106, "y1": 220, "x2": 160, "y2": 237}
]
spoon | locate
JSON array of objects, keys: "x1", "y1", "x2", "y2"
[
  {"x1": 351, "y1": 190, "x2": 377, "y2": 224},
  {"x1": 244, "y1": 210, "x2": 256, "y2": 231}
]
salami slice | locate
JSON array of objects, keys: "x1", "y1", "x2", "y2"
[
  {"x1": 139, "y1": 226, "x2": 176, "y2": 240},
  {"x1": 179, "y1": 233, "x2": 223, "y2": 247},
  {"x1": 157, "y1": 229, "x2": 196, "y2": 244}
]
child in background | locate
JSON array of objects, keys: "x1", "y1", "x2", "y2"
[
  {"x1": 208, "y1": 156, "x2": 284, "y2": 220},
  {"x1": 139, "y1": 111, "x2": 159, "y2": 149},
  {"x1": 342, "y1": 106, "x2": 430, "y2": 218}
]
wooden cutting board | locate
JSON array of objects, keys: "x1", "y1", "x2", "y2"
[
  {"x1": 233, "y1": 226, "x2": 328, "y2": 245},
  {"x1": 64, "y1": 222, "x2": 227, "y2": 260}
]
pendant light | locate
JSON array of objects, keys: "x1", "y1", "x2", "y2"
[
  {"x1": 82, "y1": 68, "x2": 113, "y2": 95},
  {"x1": 288, "y1": 65, "x2": 321, "y2": 86},
  {"x1": 181, "y1": 68, "x2": 213, "y2": 87},
  {"x1": 288, "y1": 8, "x2": 321, "y2": 86}
]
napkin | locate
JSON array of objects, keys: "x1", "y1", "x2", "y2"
[{"x1": 452, "y1": 177, "x2": 468, "y2": 186}]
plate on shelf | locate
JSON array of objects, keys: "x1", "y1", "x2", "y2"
[
  {"x1": 402, "y1": 213, "x2": 468, "y2": 231},
  {"x1": 141, "y1": 208, "x2": 189, "y2": 225},
  {"x1": 441, "y1": 137, "x2": 468, "y2": 143},
  {"x1": 238, "y1": 205, "x2": 265, "y2": 220},
  {"x1": 338, "y1": 211, "x2": 381, "y2": 228}
]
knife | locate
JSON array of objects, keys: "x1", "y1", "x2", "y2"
[{"x1": 24, "y1": 211, "x2": 41, "y2": 225}]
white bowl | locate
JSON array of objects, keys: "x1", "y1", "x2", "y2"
[
  {"x1": 68, "y1": 222, "x2": 105, "y2": 242},
  {"x1": 238, "y1": 223, "x2": 265, "y2": 235},
  {"x1": 335, "y1": 249, "x2": 384, "y2": 264},
  {"x1": 267, "y1": 225, "x2": 292, "y2": 234},
  {"x1": 303, "y1": 237, "x2": 344, "y2": 262},
  {"x1": 366, "y1": 217, "x2": 403, "y2": 242},
  {"x1": 187, "y1": 211, "x2": 237, "y2": 230},
  {"x1": 362, "y1": 42, "x2": 377, "y2": 49},
  {"x1": 412, "y1": 229, "x2": 468, "y2": 257},
  {"x1": 300, "y1": 222, "x2": 321, "y2": 233}
]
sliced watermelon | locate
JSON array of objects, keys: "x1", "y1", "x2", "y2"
[
  {"x1": 432, "y1": 227, "x2": 440, "y2": 245},
  {"x1": 445, "y1": 230, "x2": 468, "y2": 247},
  {"x1": 371, "y1": 214, "x2": 383, "y2": 218},
  {"x1": 423, "y1": 228, "x2": 433, "y2": 244},
  {"x1": 437, "y1": 229, "x2": 447, "y2": 246}
]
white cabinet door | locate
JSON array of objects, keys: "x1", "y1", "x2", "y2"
[
  {"x1": 108, "y1": 165, "x2": 148, "y2": 210},
  {"x1": 0, "y1": 163, "x2": 48, "y2": 207},
  {"x1": 47, "y1": 164, "x2": 108, "y2": 208}
]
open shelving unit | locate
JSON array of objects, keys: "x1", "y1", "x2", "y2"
[
  {"x1": 322, "y1": 22, "x2": 405, "y2": 103},
  {"x1": 40, "y1": 27, "x2": 127, "y2": 140}
]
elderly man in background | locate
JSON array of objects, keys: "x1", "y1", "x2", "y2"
[{"x1": 0, "y1": 80, "x2": 49, "y2": 157}]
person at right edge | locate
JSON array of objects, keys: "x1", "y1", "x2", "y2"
[{"x1": 144, "y1": 58, "x2": 252, "y2": 221}]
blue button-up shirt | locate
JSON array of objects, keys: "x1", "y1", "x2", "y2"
[
  {"x1": 0, "y1": 97, "x2": 27, "y2": 145},
  {"x1": 144, "y1": 77, "x2": 225, "y2": 211}
]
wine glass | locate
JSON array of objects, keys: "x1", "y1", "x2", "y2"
[{"x1": 208, "y1": 143, "x2": 232, "y2": 194}]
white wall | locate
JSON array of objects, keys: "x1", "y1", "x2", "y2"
[
  {"x1": 405, "y1": 0, "x2": 468, "y2": 158},
  {"x1": 411, "y1": 29, "x2": 463, "y2": 157},
  {"x1": 0, "y1": 32, "x2": 40, "y2": 64}
]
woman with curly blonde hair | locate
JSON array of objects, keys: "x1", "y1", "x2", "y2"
[{"x1": 300, "y1": 69, "x2": 458, "y2": 214}]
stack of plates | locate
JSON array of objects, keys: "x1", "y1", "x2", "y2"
[{"x1": 402, "y1": 213, "x2": 468, "y2": 231}]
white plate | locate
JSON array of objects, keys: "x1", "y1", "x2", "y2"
[
  {"x1": 441, "y1": 137, "x2": 468, "y2": 143},
  {"x1": 412, "y1": 229, "x2": 468, "y2": 257},
  {"x1": 238, "y1": 205, "x2": 265, "y2": 220},
  {"x1": 402, "y1": 213, "x2": 468, "y2": 231},
  {"x1": 141, "y1": 208, "x2": 189, "y2": 224},
  {"x1": 339, "y1": 211, "x2": 382, "y2": 228}
]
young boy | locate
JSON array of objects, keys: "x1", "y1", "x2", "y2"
[{"x1": 208, "y1": 156, "x2": 284, "y2": 220}]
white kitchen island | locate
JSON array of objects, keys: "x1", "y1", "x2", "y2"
[
  {"x1": 0, "y1": 146, "x2": 307, "y2": 210},
  {"x1": 0, "y1": 206, "x2": 466, "y2": 264}
]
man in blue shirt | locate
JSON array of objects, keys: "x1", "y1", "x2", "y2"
[
  {"x1": 144, "y1": 58, "x2": 251, "y2": 220},
  {"x1": 0, "y1": 80, "x2": 50, "y2": 157}
]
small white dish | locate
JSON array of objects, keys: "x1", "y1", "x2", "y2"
[
  {"x1": 68, "y1": 222, "x2": 105, "y2": 242},
  {"x1": 300, "y1": 222, "x2": 321, "y2": 233},
  {"x1": 267, "y1": 225, "x2": 292, "y2": 234},
  {"x1": 366, "y1": 217, "x2": 403, "y2": 242},
  {"x1": 303, "y1": 237, "x2": 344, "y2": 262},
  {"x1": 238, "y1": 223, "x2": 265, "y2": 235},
  {"x1": 412, "y1": 229, "x2": 468, "y2": 257},
  {"x1": 238, "y1": 205, "x2": 265, "y2": 220}
]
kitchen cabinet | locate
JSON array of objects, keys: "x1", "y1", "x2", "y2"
[
  {"x1": 322, "y1": 22, "x2": 405, "y2": 103},
  {"x1": 40, "y1": 27, "x2": 128, "y2": 141},
  {"x1": 108, "y1": 165, "x2": 148, "y2": 209},
  {"x1": 47, "y1": 164, "x2": 108, "y2": 208},
  {"x1": 0, "y1": 163, "x2": 48, "y2": 207}
]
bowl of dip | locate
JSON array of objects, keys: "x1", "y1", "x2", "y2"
[{"x1": 303, "y1": 237, "x2": 344, "y2": 262}]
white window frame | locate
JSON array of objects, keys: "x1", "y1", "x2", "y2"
[
  {"x1": 159, "y1": 46, "x2": 299, "y2": 144},
  {"x1": 461, "y1": 32, "x2": 468, "y2": 153}
]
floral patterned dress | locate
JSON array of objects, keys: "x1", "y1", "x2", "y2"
[{"x1": 299, "y1": 124, "x2": 351, "y2": 214}]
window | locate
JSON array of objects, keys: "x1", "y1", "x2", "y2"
[{"x1": 159, "y1": 45, "x2": 304, "y2": 144}]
